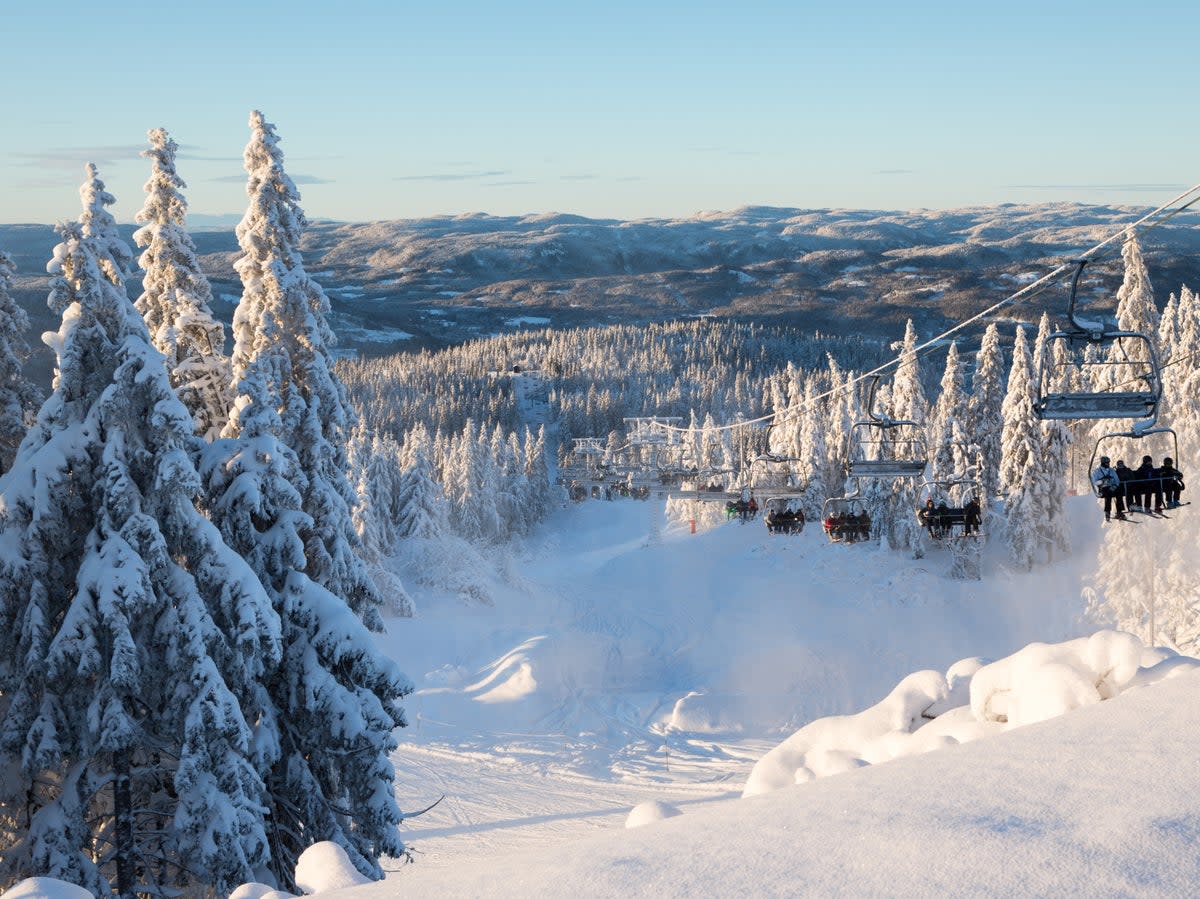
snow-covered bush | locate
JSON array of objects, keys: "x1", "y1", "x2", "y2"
[{"x1": 743, "y1": 631, "x2": 1200, "y2": 799}]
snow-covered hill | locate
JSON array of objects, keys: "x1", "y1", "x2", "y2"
[
  {"x1": 300, "y1": 491, "x2": 1194, "y2": 896},
  {"x1": 4, "y1": 202, "x2": 1198, "y2": 364}
]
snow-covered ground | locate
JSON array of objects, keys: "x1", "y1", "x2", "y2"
[
  {"x1": 14, "y1": 493, "x2": 1199, "y2": 899},
  {"x1": 287, "y1": 491, "x2": 1200, "y2": 897}
]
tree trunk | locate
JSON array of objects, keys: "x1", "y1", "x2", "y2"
[{"x1": 113, "y1": 749, "x2": 135, "y2": 899}]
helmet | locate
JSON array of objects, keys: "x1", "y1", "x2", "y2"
[{"x1": 1100, "y1": 456, "x2": 1110, "y2": 465}]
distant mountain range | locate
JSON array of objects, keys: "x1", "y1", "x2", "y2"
[{"x1": 3, "y1": 203, "x2": 1198, "y2": 384}]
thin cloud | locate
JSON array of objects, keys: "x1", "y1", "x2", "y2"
[
  {"x1": 1009, "y1": 183, "x2": 1184, "y2": 192},
  {"x1": 486, "y1": 180, "x2": 536, "y2": 187},
  {"x1": 208, "y1": 173, "x2": 333, "y2": 184},
  {"x1": 16, "y1": 145, "x2": 144, "y2": 171},
  {"x1": 175, "y1": 149, "x2": 242, "y2": 163},
  {"x1": 396, "y1": 170, "x2": 510, "y2": 182},
  {"x1": 12, "y1": 175, "x2": 71, "y2": 190},
  {"x1": 561, "y1": 174, "x2": 598, "y2": 181}
]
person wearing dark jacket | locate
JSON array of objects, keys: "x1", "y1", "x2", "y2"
[
  {"x1": 1158, "y1": 457, "x2": 1185, "y2": 509},
  {"x1": 963, "y1": 496, "x2": 982, "y2": 535},
  {"x1": 1132, "y1": 455, "x2": 1161, "y2": 512},
  {"x1": 1115, "y1": 459, "x2": 1135, "y2": 509}
]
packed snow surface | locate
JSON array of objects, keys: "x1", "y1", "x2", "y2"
[
  {"x1": 232, "y1": 495, "x2": 1196, "y2": 896},
  {"x1": 1, "y1": 879, "x2": 93, "y2": 899}
]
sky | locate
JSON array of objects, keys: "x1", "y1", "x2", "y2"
[{"x1": 2, "y1": 0, "x2": 1199, "y2": 225}]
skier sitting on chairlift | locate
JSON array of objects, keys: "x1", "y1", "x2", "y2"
[
  {"x1": 919, "y1": 498, "x2": 938, "y2": 537},
  {"x1": 1130, "y1": 456, "x2": 1158, "y2": 512},
  {"x1": 1158, "y1": 457, "x2": 1185, "y2": 509},
  {"x1": 1091, "y1": 456, "x2": 1126, "y2": 521},
  {"x1": 963, "y1": 496, "x2": 982, "y2": 535}
]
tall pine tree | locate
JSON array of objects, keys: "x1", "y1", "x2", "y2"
[
  {"x1": 134, "y1": 128, "x2": 234, "y2": 441},
  {"x1": 1000, "y1": 326, "x2": 1043, "y2": 569},
  {"x1": 202, "y1": 111, "x2": 411, "y2": 888}
]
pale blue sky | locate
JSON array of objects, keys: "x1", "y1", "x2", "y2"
[{"x1": 2, "y1": 0, "x2": 1197, "y2": 224}]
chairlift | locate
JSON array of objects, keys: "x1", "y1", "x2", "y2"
[
  {"x1": 1034, "y1": 259, "x2": 1163, "y2": 421},
  {"x1": 558, "y1": 438, "x2": 614, "y2": 486},
  {"x1": 623, "y1": 416, "x2": 682, "y2": 447},
  {"x1": 820, "y1": 494, "x2": 872, "y2": 544},
  {"x1": 762, "y1": 496, "x2": 806, "y2": 534},
  {"x1": 746, "y1": 452, "x2": 808, "y2": 499},
  {"x1": 916, "y1": 474, "x2": 985, "y2": 541},
  {"x1": 844, "y1": 376, "x2": 928, "y2": 479},
  {"x1": 1088, "y1": 420, "x2": 1185, "y2": 512}
]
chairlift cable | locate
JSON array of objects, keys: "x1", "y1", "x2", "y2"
[{"x1": 652, "y1": 180, "x2": 1200, "y2": 438}]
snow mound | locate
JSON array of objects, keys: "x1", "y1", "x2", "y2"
[
  {"x1": 743, "y1": 630, "x2": 1200, "y2": 798},
  {"x1": 1, "y1": 879, "x2": 93, "y2": 899},
  {"x1": 625, "y1": 800, "x2": 683, "y2": 829},
  {"x1": 665, "y1": 691, "x2": 744, "y2": 734},
  {"x1": 293, "y1": 842, "x2": 372, "y2": 894},
  {"x1": 970, "y1": 631, "x2": 1143, "y2": 726},
  {"x1": 464, "y1": 636, "x2": 543, "y2": 703},
  {"x1": 228, "y1": 884, "x2": 298, "y2": 899}
]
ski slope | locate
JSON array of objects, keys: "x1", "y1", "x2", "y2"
[{"x1": 327, "y1": 490, "x2": 1170, "y2": 895}]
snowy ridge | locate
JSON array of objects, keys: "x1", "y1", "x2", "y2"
[{"x1": 5, "y1": 201, "x2": 1200, "y2": 360}]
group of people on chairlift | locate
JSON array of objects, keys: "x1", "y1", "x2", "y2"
[
  {"x1": 918, "y1": 495, "x2": 983, "y2": 539},
  {"x1": 1090, "y1": 455, "x2": 1185, "y2": 521},
  {"x1": 725, "y1": 496, "x2": 758, "y2": 521},
  {"x1": 823, "y1": 509, "x2": 871, "y2": 542},
  {"x1": 765, "y1": 504, "x2": 805, "y2": 534}
]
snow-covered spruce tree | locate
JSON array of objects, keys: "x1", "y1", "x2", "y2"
[
  {"x1": 134, "y1": 128, "x2": 234, "y2": 441},
  {"x1": 824, "y1": 357, "x2": 858, "y2": 494},
  {"x1": 77, "y1": 163, "x2": 135, "y2": 287},
  {"x1": 1114, "y1": 232, "x2": 1161, "y2": 341},
  {"x1": 0, "y1": 169, "x2": 281, "y2": 897},
  {"x1": 1158, "y1": 288, "x2": 1181, "y2": 365},
  {"x1": 228, "y1": 111, "x2": 384, "y2": 621},
  {"x1": 204, "y1": 111, "x2": 411, "y2": 887},
  {"x1": 965, "y1": 323, "x2": 1005, "y2": 502},
  {"x1": 0, "y1": 251, "x2": 40, "y2": 472},
  {"x1": 928, "y1": 341, "x2": 972, "y2": 482},
  {"x1": 881, "y1": 329, "x2": 927, "y2": 555},
  {"x1": 396, "y1": 429, "x2": 451, "y2": 546},
  {"x1": 999, "y1": 326, "x2": 1044, "y2": 569},
  {"x1": 1034, "y1": 313, "x2": 1072, "y2": 561},
  {"x1": 524, "y1": 424, "x2": 554, "y2": 520},
  {"x1": 1157, "y1": 285, "x2": 1195, "y2": 432},
  {"x1": 890, "y1": 319, "x2": 928, "y2": 426},
  {"x1": 347, "y1": 426, "x2": 414, "y2": 617},
  {"x1": 796, "y1": 378, "x2": 830, "y2": 518},
  {"x1": 1088, "y1": 232, "x2": 1163, "y2": 450}
]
